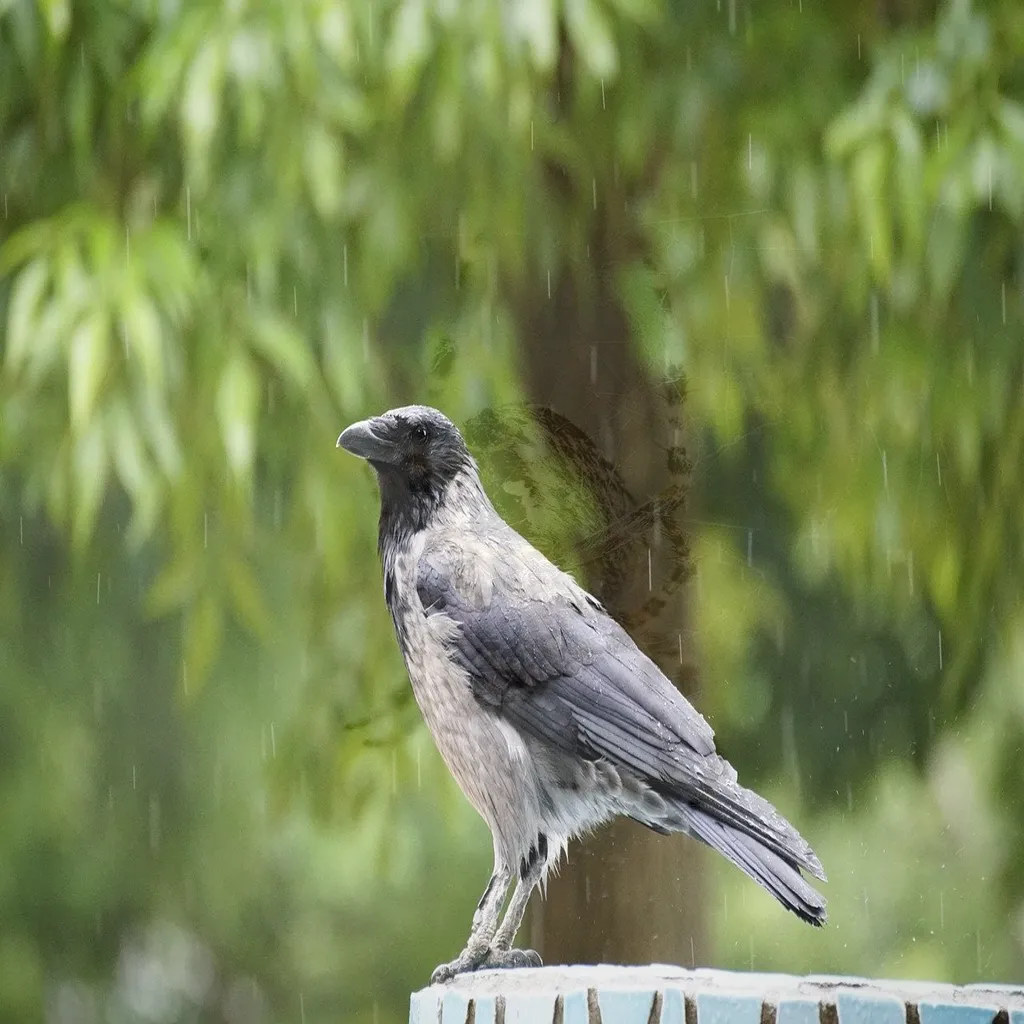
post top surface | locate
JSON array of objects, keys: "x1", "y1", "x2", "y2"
[{"x1": 417, "y1": 965, "x2": 1024, "y2": 1008}]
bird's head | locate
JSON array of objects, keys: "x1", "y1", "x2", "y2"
[{"x1": 337, "y1": 405, "x2": 484, "y2": 531}]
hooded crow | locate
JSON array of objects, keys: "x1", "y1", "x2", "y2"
[{"x1": 338, "y1": 404, "x2": 827, "y2": 983}]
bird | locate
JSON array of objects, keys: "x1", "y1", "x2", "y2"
[{"x1": 337, "y1": 404, "x2": 827, "y2": 984}]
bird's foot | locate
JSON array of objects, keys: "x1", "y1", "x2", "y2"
[
  {"x1": 478, "y1": 947, "x2": 543, "y2": 971},
  {"x1": 430, "y1": 943, "x2": 489, "y2": 984},
  {"x1": 430, "y1": 946, "x2": 542, "y2": 984}
]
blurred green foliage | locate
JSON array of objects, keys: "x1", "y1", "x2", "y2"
[{"x1": 2, "y1": 0, "x2": 1024, "y2": 1020}]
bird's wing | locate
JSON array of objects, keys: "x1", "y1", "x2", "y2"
[
  {"x1": 416, "y1": 534, "x2": 825, "y2": 880},
  {"x1": 415, "y1": 535, "x2": 716, "y2": 773}
]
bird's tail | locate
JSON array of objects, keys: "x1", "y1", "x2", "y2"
[{"x1": 671, "y1": 801, "x2": 827, "y2": 925}]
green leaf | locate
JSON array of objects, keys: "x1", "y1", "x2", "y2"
[
  {"x1": 892, "y1": 111, "x2": 924, "y2": 261},
  {"x1": 181, "y1": 40, "x2": 225, "y2": 184},
  {"x1": 511, "y1": 0, "x2": 557, "y2": 71},
  {"x1": 606, "y1": 0, "x2": 661, "y2": 26},
  {"x1": 148, "y1": 557, "x2": 199, "y2": 617},
  {"x1": 249, "y1": 310, "x2": 316, "y2": 390},
  {"x1": 139, "y1": 394, "x2": 184, "y2": 480},
  {"x1": 68, "y1": 312, "x2": 110, "y2": 433},
  {"x1": 385, "y1": 0, "x2": 432, "y2": 99},
  {"x1": 565, "y1": 0, "x2": 619, "y2": 79},
  {"x1": 216, "y1": 350, "x2": 260, "y2": 478},
  {"x1": 5, "y1": 259, "x2": 49, "y2": 374},
  {"x1": 38, "y1": 0, "x2": 70, "y2": 41},
  {"x1": 303, "y1": 124, "x2": 344, "y2": 219},
  {"x1": 852, "y1": 140, "x2": 893, "y2": 280},
  {"x1": 120, "y1": 289, "x2": 165, "y2": 395},
  {"x1": 70, "y1": 419, "x2": 109, "y2": 550},
  {"x1": 107, "y1": 396, "x2": 160, "y2": 543},
  {"x1": 225, "y1": 557, "x2": 271, "y2": 637},
  {"x1": 183, "y1": 590, "x2": 224, "y2": 694}
]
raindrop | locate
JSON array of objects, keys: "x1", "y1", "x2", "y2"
[
  {"x1": 293, "y1": 286, "x2": 298, "y2": 315},
  {"x1": 96, "y1": 573, "x2": 101, "y2": 604},
  {"x1": 846, "y1": 783, "x2": 853, "y2": 811},
  {"x1": 729, "y1": 0, "x2": 736, "y2": 34},
  {"x1": 592, "y1": 178, "x2": 597, "y2": 211},
  {"x1": 204, "y1": 512, "x2": 208, "y2": 549},
  {"x1": 935, "y1": 452, "x2": 942, "y2": 487},
  {"x1": 546, "y1": 270, "x2": 552, "y2": 299},
  {"x1": 843, "y1": 709, "x2": 848, "y2": 733},
  {"x1": 590, "y1": 345, "x2": 598, "y2": 386},
  {"x1": 1002, "y1": 281, "x2": 1007, "y2": 325},
  {"x1": 937, "y1": 631, "x2": 943, "y2": 669},
  {"x1": 600, "y1": 79, "x2": 606, "y2": 109},
  {"x1": 270, "y1": 723, "x2": 276, "y2": 758},
  {"x1": 343, "y1": 244, "x2": 348, "y2": 288},
  {"x1": 300, "y1": 994, "x2": 306, "y2": 1024},
  {"x1": 132, "y1": 765, "x2": 137, "y2": 790},
  {"x1": 678, "y1": 633, "x2": 683, "y2": 664},
  {"x1": 881, "y1": 450, "x2": 888, "y2": 494},
  {"x1": 857, "y1": 34, "x2": 861, "y2": 59},
  {"x1": 690, "y1": 936, "x2": 695, "y2": 967},
  {"x1": 149, "y1": 796, "x2": 161, "y2": 851},
  {"x1": 647, "y1": 548, "x2": 652, "y2": 591},
  {"x1": 870, "y1": 293, "x2": 880, "y2": 351},
  {"x1": 746, "y1": 529, "x2": 753, "y2": 567}
]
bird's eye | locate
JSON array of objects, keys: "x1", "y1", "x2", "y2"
[{"x1": 412, "y1": 424, "x2": 429, "y2": 442}]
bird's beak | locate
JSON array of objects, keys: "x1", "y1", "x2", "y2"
[{"x1": 336, "y1": 418, "x2": 396, "y2": 463}]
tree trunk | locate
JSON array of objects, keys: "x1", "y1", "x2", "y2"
[{"x1": 511, "y1": 248, "x2": 709, "y2": 967}]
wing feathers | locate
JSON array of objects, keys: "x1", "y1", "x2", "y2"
[{"x1": 416, "y1": 540, "x2": 823, "y2": 882}]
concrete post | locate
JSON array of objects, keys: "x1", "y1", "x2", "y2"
[{"x1": 410, "y1": 965, "x2": 1024, "y2": 1024}]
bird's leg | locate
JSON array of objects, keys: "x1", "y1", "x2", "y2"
[
  {"x1": 430, "y1": 865, "x2": 510, "y2": 984},
  {"x1": 477, "y1": 851, "x2": 545, "y2": 970}
]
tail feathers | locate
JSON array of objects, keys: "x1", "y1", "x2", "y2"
[{"x1": 679, "y1": 804, "x2": 828, "y2": 926}]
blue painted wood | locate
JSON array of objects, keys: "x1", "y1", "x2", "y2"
[
  {"x1": 598, "y1": 988, "x2": 659, "y2": 1023},
  {"x1": 1011, "y1": 1011, "x2": 1024, "y2": 1024},
  {"x1": 661, "y1": 989, "x2": 687, "y2": 1024},
  {"x1": 778, "y1": 999, "x2": 819, "y2": 1024},
  {"x1": 920, "y1": 1003, "x2": 1001, "y2": 1024},
  {"x1": 440, "y1": 989, "x2": 473, "y2": 1024},
  {"x1": 697, "y1": 993, "x2": 764, "y2": 1024},
  {"x1": 472, "y1": 994, "x2": 499, "y2": 1024},
  {"x1": 562, "y1": 990, "x2": 590, "y2": 1024},
  {"x1": 408, "y1": 991, "x2": 435, "y2": 1024},
  {"x1": 504, "y1": 992, "x2": 559, "y2": 1024},
  {"x1": 836, "y1": 993, "x2": 906, "y2": 1024}
]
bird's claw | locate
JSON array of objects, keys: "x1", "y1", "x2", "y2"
[
  {"x1": 479, "y1": 947, "x2": 543, "y2": 971},
  {"x1": 431, "y1": 946, "x2": 543, "y2": 983}
]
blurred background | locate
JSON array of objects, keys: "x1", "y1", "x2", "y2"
[{"x1": 2, "y1": 0, "x2": 1024, "y2": 1020}]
